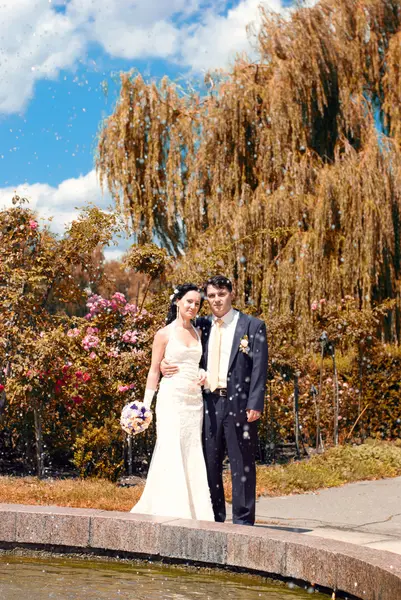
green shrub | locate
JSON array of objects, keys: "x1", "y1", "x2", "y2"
[{"x1": 72, "y1": 417, "x2": 125, "y2": 481}]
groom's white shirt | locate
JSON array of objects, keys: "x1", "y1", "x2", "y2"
[{"x1": 206, "y1": 308, "x2": 239, "y2": 389}]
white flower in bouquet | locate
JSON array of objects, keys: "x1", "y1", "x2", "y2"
[{"x1": 120, "y1": 400, "x2": 153, "y2": 435}]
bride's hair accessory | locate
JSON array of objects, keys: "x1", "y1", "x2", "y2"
[
  {"x1": 165, "y1": 283, "x2": 204, "y2": 325},
  {"x1": 120, "y1": 397, "x2": 153, "y2": 435},
  {"x1": 169, "y1": 288, "x2": 179, "y2": 300}
]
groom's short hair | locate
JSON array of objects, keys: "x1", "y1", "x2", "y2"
[{"x1": 204, "y1": 275, "x2": 233, "y2": 293}]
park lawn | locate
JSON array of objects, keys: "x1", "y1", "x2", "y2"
[
  {"x1": 224, "y1": 439, "x2": 401, "y2": 501},
  {"x1": 0, "y1": 476, "x2": 144, "y2": 511},
  {"x1": 1, "y1": 440, "x2": 400, "y2": 510},
  {"x1": 255, "y1": 438, "x2": 401, "y2": 498}
]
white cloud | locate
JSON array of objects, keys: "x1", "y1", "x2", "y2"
[
  {"x1": 0, "y1": 0, "x2": 292, "y2": 114},
  {"x1": 0, "y1": 0, "x2": 85, "y2": 113},
  {"x1": 0, "y1": 170, "x2": 107, "y2": 231},
  {"x1": 179, "y1": 0, "x2": 275, "y2": 71},
  {"x1": 69, "y1": 0, "x2": 282, "y2": 67},
  {"x1": 0, "y1": 170, "x2": 134, "y2": 260}
]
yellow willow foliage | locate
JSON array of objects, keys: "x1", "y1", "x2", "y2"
[
  {"x1": 97, "y1": 0, "x2": 401, "y2": 342},
  {"x1": 97, "y1": 73, "x2": 199, "y2": 252}
]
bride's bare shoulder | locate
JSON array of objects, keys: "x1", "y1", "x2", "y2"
[{"x1": 154, "y1": 324, "x2": 171, "y2": 343}]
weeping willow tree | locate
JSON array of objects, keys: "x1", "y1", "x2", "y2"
[{"x1": 97, "y1": 0, "x2": 401, "y2": 343}]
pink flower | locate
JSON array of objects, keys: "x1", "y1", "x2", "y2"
[
  {"x1": 118, "y1": 385, "x2": 130, "y2": 393},
  {"x1": 121, "y1": 303, "x2": 137, "y2": 316},
  {"x1": 86, "y1": 326, "x2": 99, "y2": 335},
  {"x1": 319, "y1": 298, "x2": 326, "y2": 304},
  {"x1": 311, "y1": 301, "x2": 318, "y2": 311},
  {"x1": 67, "y1": 328, "x2": 81, "y2": 338},
  {"x1": 29, "y1": 219, "x2": 38, "y2": 230},
  {"x1": 112, "y1": 292, "x2": 127, "y2": 305},
  {"x1": 82, "y1": 334, "x2": 100, "y2": 351},
  {"x1": 122, "y1": 330, "x2": 138, "y2": 344},
  {"x1": 84, "y1": 294, "x2": 111, "y2": 319},
  {"x1": 82, "y1": 372, "x2": 91, "y2": 382},
  {"x1": 89, "y1": 352, "x2": 97, "y2": 360}
]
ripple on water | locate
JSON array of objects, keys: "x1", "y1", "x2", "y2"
[{"x1": 0, "y1": 555, "x2": 330, "y2": 599}]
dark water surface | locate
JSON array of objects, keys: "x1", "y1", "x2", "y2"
[{"x1": 0, "y1": 555, "x2": 329, "y2": 599}]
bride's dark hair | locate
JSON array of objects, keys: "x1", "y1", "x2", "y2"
[{"x1": 166, "y1": 283, "x2": 204, "y2": 325}]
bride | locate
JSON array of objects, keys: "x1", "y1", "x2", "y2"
[{"x1": 130, "y1": 283, "x2": 214, "y2": 521}]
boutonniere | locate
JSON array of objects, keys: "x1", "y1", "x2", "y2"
[{"x1": 239, "y1": 334, "x2": 250, "y2": 354}]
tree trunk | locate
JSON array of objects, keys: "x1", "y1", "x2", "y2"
[
  {"x1": 0, "y1": 361, "x2": 11, "y2": 417},
  {"x1": 33, "y1": 402, "x2": 44, "y2": 478},
  {"x1": 293, "y1": 372, "x2": 301, "y2": 458},
  {"x1": 127, "y1": 434, "x2": 133, "y2": 476},
  {"x1": 264, "y1": 378, "x2": 276, "y2": 463},
  {"x1": 332, "y1": 349, "x2": 339, "y2": 446},
  {"x1": 311, "y1": 384, "x2": 323, "y2": 453},
  {"x1": 358, "y1": 344, "x2": 366, "y2": 440},
  {"x1": 0, "y1": 391, "x2": 5, "y2": 419},
  {"x1": 139, "y1": 276, "x2": 152, "y2": 313},
  {"x1": 317, "y1": 345, "x2": 325, "y2": 452}
]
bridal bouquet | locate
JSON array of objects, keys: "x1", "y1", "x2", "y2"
[{"x1": 120, "y1": 400, "x2": 153, "y2": 435}]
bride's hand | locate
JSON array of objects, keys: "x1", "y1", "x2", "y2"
[
  {"x1": 198, "y1": 369, "x2": 207, "y2": 386},
  {"x1": 160, "y1": 358, "x2": 179, "y2": 377}
]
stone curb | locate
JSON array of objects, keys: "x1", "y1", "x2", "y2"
[{"x1": 1, "y1": 503, "x2": 401, "y2": 599}]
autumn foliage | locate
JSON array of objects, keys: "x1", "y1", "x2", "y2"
[
  {"x1": 2, "y1": 0, "x2": 401, "y2": 480},
  {"x1": 0, "y1": 198, "x2": 157, "y2": 478},
  {"x1": 97, "y1": 0, "x2": 401, "y2": 345}
]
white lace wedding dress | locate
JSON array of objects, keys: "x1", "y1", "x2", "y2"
[{"x1": 130, "y1": 321, "x2": 214, "y2": 521}]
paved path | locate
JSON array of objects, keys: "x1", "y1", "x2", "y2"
[{"x1": 227, "y1": 476, "x2": 401, "y2": 555}]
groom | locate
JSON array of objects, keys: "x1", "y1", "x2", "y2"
[{"x1": 163, "y1": 275, "x2": 268, "y2": 526}]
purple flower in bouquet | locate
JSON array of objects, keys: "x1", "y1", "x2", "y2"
[{"x1": 120, "y1": 400, "x2": 153, "y2": 435}]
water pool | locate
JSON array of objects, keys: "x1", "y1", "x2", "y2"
[{"x1": 0, "y1": 555, "x2": 329, "y2": 599}]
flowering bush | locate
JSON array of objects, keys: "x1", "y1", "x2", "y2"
[{"x1": 0, "y1": 198, "x2": 157, "y2": 478}]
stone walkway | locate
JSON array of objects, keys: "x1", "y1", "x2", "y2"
[
  {"x1": 1, "y1": 501, "x2": 401, "y2": 599},
  {"x1": 227, "y1": 476, "x2": 401, "y2": 555}
]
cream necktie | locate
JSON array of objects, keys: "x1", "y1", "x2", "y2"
[{"x1": 209, "y1": 318, "x2": 223, "y2": 393}]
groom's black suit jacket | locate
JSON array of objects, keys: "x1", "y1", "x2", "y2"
[{"x1": 197, "y1": 311, "x2": 268, "y2": 417}]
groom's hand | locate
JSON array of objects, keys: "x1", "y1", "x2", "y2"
[
  {"x1": 246, "y1": 409, "x2": 261, "y2": 423},
  {"x1": 160, "y1": 358, "x2": 179, "y2": 377}
]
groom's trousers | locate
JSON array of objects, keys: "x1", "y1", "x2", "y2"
[{"x1": 203, "y1": 391, "x2": 258, "y2": 526}]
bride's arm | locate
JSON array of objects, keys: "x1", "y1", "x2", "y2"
[
  {"x1": 143, "y1": 328, "x2": 168, "y2": 408},
  {"x1": 196, "y1": 327, "x2": 207, "y2": 387}
]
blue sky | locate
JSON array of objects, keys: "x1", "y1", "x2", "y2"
[{"x1": 0, "y1": 0, "x2": 300, "y2": 258}]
